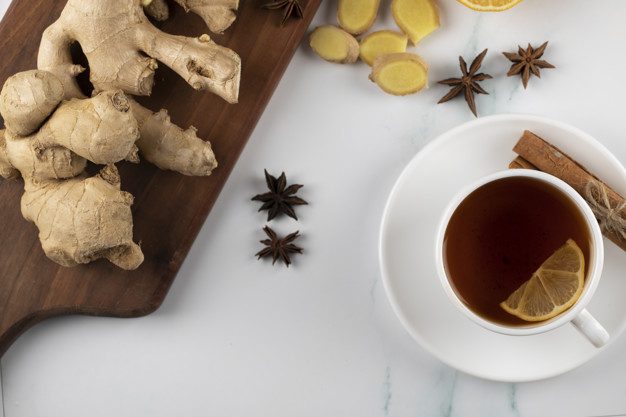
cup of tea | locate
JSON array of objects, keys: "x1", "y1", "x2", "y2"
[{"x1": 435, "y1": 169, "x2": 609, "y2": 347}]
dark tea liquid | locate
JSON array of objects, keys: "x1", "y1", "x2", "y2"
[{"x1": 442, "y1": 176, "x2": 591, "y2": 326}]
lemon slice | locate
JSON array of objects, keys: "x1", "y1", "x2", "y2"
[
  {"x1": 500, "y1": 239, "x2": 585, "y2": 322},
  {"x1": 456, "y1": 0, "x2": 523, "y2": 12}
]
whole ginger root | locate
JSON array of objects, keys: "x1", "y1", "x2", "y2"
[
  {"x1": 0, "y1": 0, "x2": 242, "y2": 269},
  {"x1": 21, "y1": 165, "x2": 144, "y2": 270}
]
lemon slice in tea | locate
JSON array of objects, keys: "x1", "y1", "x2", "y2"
[{"x1": 500, "y1": 238, "x2": 585, "y2": 322}]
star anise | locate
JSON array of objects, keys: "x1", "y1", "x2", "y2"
[
  {"x1": 263, "y1": 0, "x2": 303, "y2": 26},
  {"x1": 256, "y1": 226, "x2": 303, "y2": 267},
  {"x1": 502, "y1": 41, "x2": 555, "y2": 89},
  {"x1": 438, "y1": 48, "x2": 492, "y2": 117},
  {"x1": 252, "y1": 169, "x2": 308, "y2": 221}
]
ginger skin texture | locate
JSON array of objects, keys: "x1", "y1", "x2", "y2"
[
  {"x1": 38, "y1": 0, "x2": 241, "y2": 104},
  {"x1": 21, "y1": 165, "x2": 144, "y2": 270},
  {"x1": 0, "y1": 0, "x2": 242, "y2": 270},
  {"x1": 144, "y1": 0, "x2": 239, "y2": 35},
  {"x1": 0, "y1": 72, "x2": 143, "y2": 268},
  {"x1": 0, "y1": 70, "x2": 64, "y2": 136},
  {"x1": 1, "y1": 72, "x2": 139, "y2": 181},
  {"x1": 130, "y1": 99, "x2": 217, "y2": 176}
]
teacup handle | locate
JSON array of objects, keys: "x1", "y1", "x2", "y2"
[{"x1": 571, "y1": 308, "x2": 609, "y2": 348}]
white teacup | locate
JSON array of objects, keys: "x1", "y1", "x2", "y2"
[{"x1": 435, "y1": 169, "x2": 609, "y2": 347}]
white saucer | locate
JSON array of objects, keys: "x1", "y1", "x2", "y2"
[{"x1": 379, "y1": 114, "x2": 626, "y2": 382}]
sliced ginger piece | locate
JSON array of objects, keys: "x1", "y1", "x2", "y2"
[
  {"x1": 500, "y1": 239, "x2": 585, "y2": 322},
  {"x1": 391, "y1": 0, "x2": 440, "y2": 45},
  {"x1": 337, "y1": 0, "x2": 381, "y2": 36},
  {"x1": 369, "y1": 53, "x2": 429, "y2": 96},
  {"x1": 360, "y1": 30, "x2": 408, "y2": 66},
  {"x1": 309, "y1": 25, "x2": 360, "y2": 64}
]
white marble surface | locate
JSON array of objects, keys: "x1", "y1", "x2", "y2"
[{"x1": 3, "y1": 0, "x2": 626, "y2": 415}]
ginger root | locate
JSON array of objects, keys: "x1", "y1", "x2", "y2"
[
  {"x1": 130, "y1": 100, "x2": 217, "y2": 176},
  {"x1": 38, "y1": 0, "x2": 241, "y2": 103},
  {"x1": 143, "y1": 0, "x2": 171, "y2": 22},
  {"x1": 369, "y1": 53, "x2": 429, "y2": 96},
  {"x1": 0, "y1": 70, "x2": 64, "y2": 137},
  {"x1": 0, "y1": 131, "x2": 19, "y2": 181},
  {"x1": 1, "y1": 72, "x2": 139, "y2": 180},
  {"x1": 309, "y1": 26, "x2": 360, "y2": 64},
  {"x1": 144, "y1": 0, "x2": 239, "y2": 35},
  {"x1": 359, "y1": 30, "x2": 408, "y2": 66},
  {"x1": 173, "y1": 0, "x2": 239, "y2": 35},
  {"x1": 0, "y1": 0, "x2": 243, "y2": 269},
  {"x1": 1, "y1": 71, "x2": 144, "y2": 268},
  {"x1": 21, "y1": 165, "x2": 144, "y2": 270},
  {"x1": 337, "y1": 0, "x2": 380, "y2": 36},
  {"x1": 391, "y1": 0, "x2": 440, "y2": 45}
]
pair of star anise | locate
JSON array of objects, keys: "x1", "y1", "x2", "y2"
[
  {"x1": 438, "y1": 42, "x2": 555, "y2": 117},
  {"x1": 252, "y1": 170, "x2": 307, "y2": 267}
]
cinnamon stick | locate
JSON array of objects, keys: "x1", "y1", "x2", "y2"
[
  {"x1": 509, "y1": 155, "x2": 538, "y2": 170},
  {"x1": 512, "y1": 130, "x2": 626, "y2": 252}
]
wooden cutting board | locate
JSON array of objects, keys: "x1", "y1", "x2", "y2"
[{"x1": 0, "y1": 0, "x2": 321, "y2": 357}]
